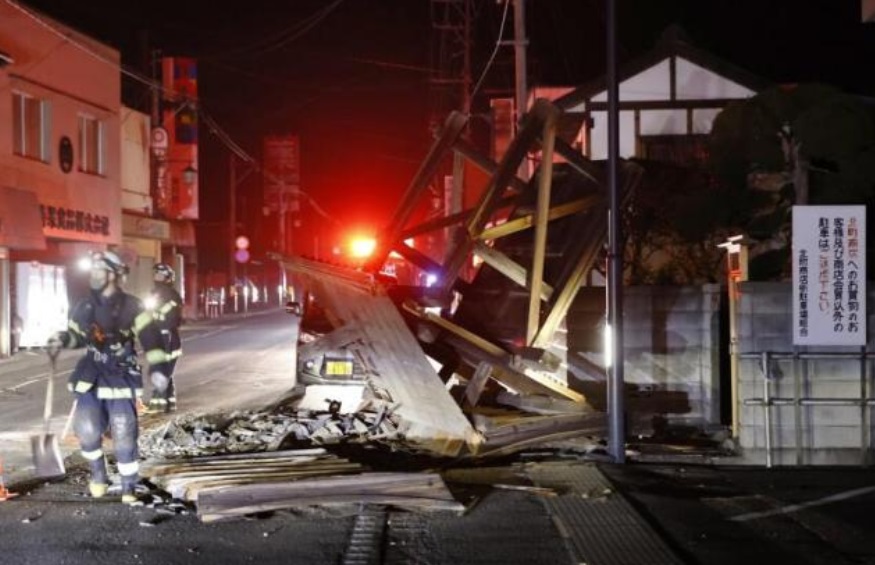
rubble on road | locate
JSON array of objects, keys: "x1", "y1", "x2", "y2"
[
  {"x1": 133, "y1": 98, "x2": 640, "y2": 522},
  {"x1": 139, "y1": 402, "x2": 403, "y2": 460}
]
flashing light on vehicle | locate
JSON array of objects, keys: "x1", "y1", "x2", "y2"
[
  {"x1": 350, "y1": 237, "x2": 376, "y2": 258},
  {"x1": 425, "y1": 273, "x2": 438, "y2": 287}
]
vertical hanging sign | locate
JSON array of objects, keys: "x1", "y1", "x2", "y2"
[
  {"x1": 793, "y1": 205, "x2": 866, "y2": 346},
  {"x1": 263, "y1": 135, "x2": 300, "y2": 214},
  {"x1": 161, "y1": 57, "x2": 199, "y2": 220}
]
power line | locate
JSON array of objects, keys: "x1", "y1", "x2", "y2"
[
  {"x1": 7, "y1": 0, "x2": 339, "y2": 226},
  {"x1": 469, "y1": 0, "x2": 511, "y2": 102},
  {"x1": 200, "y1": 0, "x2": 344, "y2": 61}
]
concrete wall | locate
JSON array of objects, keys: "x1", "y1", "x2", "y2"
[
  {"x1": 567, "y1": 284, "x2": 723, "y2": 431},
  {"x1": 736, "y1": 281, "x2": 875, "y2": 465}
]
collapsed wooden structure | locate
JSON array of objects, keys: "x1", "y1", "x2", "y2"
[{"x1": 278, "y1": 99, "x2": 644, "y2": 458}]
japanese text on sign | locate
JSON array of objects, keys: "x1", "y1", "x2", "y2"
[{"x1": 793, "y1": 206, "x2": 866, "y2": 346}]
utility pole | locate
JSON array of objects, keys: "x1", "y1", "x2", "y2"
[
  {"x1": 512, "y1": 0, "x2": 527, "y2": 124},
  {"x1": 429, "y1": 0, "x2": 473, "y2": 262},
  {"x1": 229, "y1": 153, "x2": 237, "y2": 287},
  {"x1": 150, "y1": 49, "x2": 161, "y2": 128},
  {"x1": 512, "y1": 0, "x2": 528, "y2": 178},
  {"x1": 606, "y1": 0, "x2": 626, "y2": 464}
]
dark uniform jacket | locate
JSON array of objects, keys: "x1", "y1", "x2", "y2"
[
  {"x1": 66, "y1": 290, "x2": 161, "y2": 399},
  {"x1": 147, "y1": 282, "x2": 183, "y2": 366}
]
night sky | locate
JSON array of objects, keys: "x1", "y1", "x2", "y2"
[{"x1": 16, "y1": 0, "x2": 875, "y2": 268}]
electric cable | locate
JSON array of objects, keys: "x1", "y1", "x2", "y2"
[
  {"x1": 469, "y1": 0, "x2": 511, "y2": 103},
  {"x1": 6, "y1": 0, "x2": 342, "y2": 226},
  {"x1": 200, "y1": 0, "x2": 344, "y2": 61}
]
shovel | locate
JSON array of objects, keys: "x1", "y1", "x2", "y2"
[{"x1": 31, "y1": 348, "x2": 65, "y2": 479}]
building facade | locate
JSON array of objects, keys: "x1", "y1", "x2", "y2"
[
  {"x1": 0, "y1": 2, "x2": 122, "y2": 355},
  {"x1": 553, "y1": 27, "x2": 770, "y2": 163}
]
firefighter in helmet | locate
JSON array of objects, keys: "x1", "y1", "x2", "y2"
[
  {"x1": 144, "y1": 262, "x2": 184, "y2": 414},
  {"x1": 47, "y1": 250, "x2": 163, "y2": 504}
]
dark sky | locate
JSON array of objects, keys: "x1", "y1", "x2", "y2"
[{"x1": 18, "y1": 0, "x2": 875, "y2": 264}]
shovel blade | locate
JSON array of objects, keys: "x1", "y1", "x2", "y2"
[{"x1": 31, "y1": 434, "x2": 65, "y2": 479}]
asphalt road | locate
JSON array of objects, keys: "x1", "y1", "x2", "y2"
[
  {"x1": 0, "y1": 307, "x2": 296, "y2": 485},
  {"x1": 601, "y1": 462, "x2": 875, "y2": 565}
]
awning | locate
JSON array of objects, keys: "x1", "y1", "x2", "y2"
[
  {"x1": 169, "y1": 218, "x2": 196, "y2": 247},
  {"x1": 0, "y1": 187, "x2": 46, "y2": 250}
]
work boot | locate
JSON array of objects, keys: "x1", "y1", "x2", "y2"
[
  {"x1": 88, "y1": 457, "x2": 109, "y2": 498},
  {"x1": 121, "y1": 491, "x2": 138, "y2": 505},
  {"x1": 89, "y1": 482, "x2": 109, "y2": 498},
  {"x1": 168, "y1": 398, "x2": 177, "y2": 413},
  {"x1": 143, "y1": 399, "x2": 168, "y2": 415}
]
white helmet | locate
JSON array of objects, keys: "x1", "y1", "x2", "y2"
[{"x1": 91, "y1": 251, "x2": 128, "y2": 276}]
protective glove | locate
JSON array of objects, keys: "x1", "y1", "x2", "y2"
[{"x1": 46, "y1": 331, "x2": 70, "y2": 356}]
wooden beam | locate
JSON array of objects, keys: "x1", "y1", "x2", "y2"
[
  {"x1": 443, "y1": 100, "x2": 558, "y2": 290},
  {"x1": 527, "y1": 108, "x2": 558, "y2": 345},
  {"x1": 367, "y1": 111, "x2": 468, "y2": 272},
  {"x1": 471, "y1": 241, "x2": 553, "y2": 302},
  {"x1": 478, "y1": 196, "x2": 598, "y2": 241},
  {"x1": 463, "y1": 362, "x2": 493, "y2": 409}
]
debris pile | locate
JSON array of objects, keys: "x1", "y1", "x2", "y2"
[{"x1": 139, "y1": 402, "x2": 402, "y2": 460}]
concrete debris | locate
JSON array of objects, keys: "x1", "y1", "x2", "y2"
[{"x1": 139, "y1": 404, "x2": 401, "y2": 460}]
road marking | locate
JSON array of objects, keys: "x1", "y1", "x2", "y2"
[
  {"x1": 184, "y1": 327, "x2": 232, "y2": 342},
  {"x1": 9, "y1": 369, "x2": 74, "y2": 391},
  {"x1": 730, "y1": 485, "x2": 875, "y2": 522}
]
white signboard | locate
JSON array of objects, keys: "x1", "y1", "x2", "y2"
[{"x1": 793, "y1": 205, "x2": 866, "y2": 346}]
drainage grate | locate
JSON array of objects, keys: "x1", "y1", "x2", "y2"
[{"x1": 342, "y1": 504, "x2": 388, "y2": 565}]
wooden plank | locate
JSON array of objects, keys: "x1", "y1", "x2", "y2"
[
  {"x1": 279, "y1": 256, "x2": 480, "y2": 457},
  {"x1": 197, "y1": 472, "x2": 465, "y2": 522},
  {"x1": 463, "y1": 362, "x2": 492, "y2": 408},
  {"x1": 167, "y1": 466, "x2": 364, "y2": 501}
]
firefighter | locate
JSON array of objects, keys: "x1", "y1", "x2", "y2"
[
  {"x1": 47, "y1": 251, "x2": 162, "y2": 504},
  {"x1": 144, "y1": 262, "x2": 184, "y2": 414}
]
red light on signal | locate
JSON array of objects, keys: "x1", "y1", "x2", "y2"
[{"x1": 350, "y1": 237, "x2": 376, "y2": 258}]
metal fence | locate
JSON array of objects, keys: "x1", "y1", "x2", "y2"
[{"x1": 741, "y1": 349, "x2": 875, "y2": 467}]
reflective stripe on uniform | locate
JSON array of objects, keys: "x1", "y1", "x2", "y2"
[
  {"x1": 117, "y1": 460, "x2": 139, "y2": 477},
  {"x1": 69, "y1": 319, "x2": 85, "y2": 337},
  {"x1": 133, "y1": 311, "x2": 154, "y2": 335},
  {"x1": 81, "y1": 448, "x2": 104, "y2": 461},
  {"x1": 95, "y1": 386, "x2": 143, "y2": 399},
  {"x1": 146, "y1": 348, "x2": 181, "y2": 363},
  {"x1": 73, "y1": 381, "x2": 95, "y2": 393},
  {"x1": 162, "y1": 300, "x2": 178, "y2": 314},
  {"x1": 146, "y1": 348, "x2": 169, "y2": 364}
]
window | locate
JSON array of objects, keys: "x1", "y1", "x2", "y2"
[
  {"x1": 78, "y1": 114, "x2": 105, "y2": 175},
  {"x1": 12, "y1": 92, "x2": 51, "y2": 162}
]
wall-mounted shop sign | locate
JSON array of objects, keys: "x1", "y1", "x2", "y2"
[
  {"x1": 792, "y1": 205, "x2": 867, "y2": 346},
  {"x1": 40, "y1": 204, "x2": 110, "y2": 236},
  {"x1": 122, "y1": 213, "x2": 170, "y2": 241}
]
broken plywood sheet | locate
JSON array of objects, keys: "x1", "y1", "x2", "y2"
[
  {"x1": 283, "y1": 257, "x2": 481, "y2": 457},
  {"x1": 143, "y1": 449, "x2": 365, "y2": 501},
  {"x1": 197, "y1": 472, "x2": 465, "y2": 522}
]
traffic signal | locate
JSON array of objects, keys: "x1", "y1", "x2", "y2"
[{"x1": 235, "y1": 235, "x2": 250, "y2": 264}]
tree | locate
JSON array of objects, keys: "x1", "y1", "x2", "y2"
[{"x1": 709, "y1": 84, "x2": 875, "y2": 280}]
